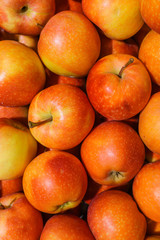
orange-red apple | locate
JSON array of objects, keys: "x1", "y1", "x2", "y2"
[
  {"x1": 40, "y1": 214, "x2": 95, "y2": 240},
  {"x1": 87, "y1": 190, "x2": 147, "y2": 240},
  {"x1": 81, "y1": 121, "x2": 145, "y2": 186},
  {"x1": 133, "y1": 160, "x2": 160, "y2": 222},
  {"x1": 0, "y1": 40, "x2": 46, "y2": 107},
  {"x1": 0, "y1": 118, "x2": 37, "y2": 180},
  {"x1": 0, "y1": 0, "x2": 55, "y2": 35},
  {"x1": 0, "y1": 192, "x2": 43, "y2": 240},
  {"x1": 38, "y1": 10, "x2": 101, "y2": 77},
  {"x1": 82, "y1": 0, "x2": 144, "y2": 40},
  {"x1": 0, "y1": 177, "x2": 23, "y2": 197},
  {"x1": 28, "y1": 84, "x2": 95, "y2": 150},
  {"x1": 23, "y1": 150, "x2": 88, "y2": 214},
  {"x1": 86, "y1": 54, "x2": 151, "y2": 120}
]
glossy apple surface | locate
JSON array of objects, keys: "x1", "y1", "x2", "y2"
[
  {"x1": 23, "y1": 150, "x2": 88, "y2": 214},
  {"x1": 0, "y1": 177, "x2": 23, "y2": 197},
  {"x1": 38, "y1": 10, "x2": 100, "y2": 77}
]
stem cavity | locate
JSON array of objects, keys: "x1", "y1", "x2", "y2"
[{"x1": 118, "y1": 58, "x2": 134, "y2": 78}]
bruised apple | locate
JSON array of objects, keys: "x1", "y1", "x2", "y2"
[
  {"x1": 87, "y1": 190, "x2": 147, "y2": 240},
  {"x1": 0, "y1": 40, "x2": 46, "y2": 107},
  {"x1": 0, "y1": 193, "x2": 43, "y2": 240},
  {"x1": 40, "y1": 214, "x2": 95, "y2": 240},
  {"x1": 81, "y1": 121, "x2": 145, "y2": 186},
  {"x1": 23, "y1": 150, "x2": 88, "y2": 214},
  {"x1": 86, "y1": 54, "x2": 151, "y2": 120},
  {"x1": 38, "y1": 10, "x2": 100, "y2": 77},
  {"x1": 28, "y1": 84, "x2": 95, "y2": 150}
]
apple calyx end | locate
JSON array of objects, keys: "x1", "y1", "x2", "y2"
[
  {"x1": 108, "y1": 170, "x2": 125, "y2": 182},
  {"x1": 118, "y1": 58, "x2": 134, "y2": 78},
  {"x1": 20, "y1": 5, "x2": 29, "y2": 14},
  {"x1": 28, "y1": 116, "x2": 53, "y2": 129},
  {"x1": 0, "y1": 197, "x2": 17, "y2": 210}
]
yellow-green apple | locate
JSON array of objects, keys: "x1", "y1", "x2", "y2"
[
  {"x1": 82, "y1": 0, "x2": 144, "y2": 40},
  {"x1": 38, "y1": 10, "x2": 101, "y2": 77},
  {"x1": 139, "y1": 30, "x2": 160, "y2": 86},
  {"x1": 87, "y1": 190, "x2": 147, "y2": 240},
  {"x1": 133, "y1": 160, "x2": 160, "y2": 222},
  {"x1": 28, "y1": 84, "x2": 95, "y2": 150},
  {"x1": 0, "y1": 105, "x2": 28, "y2": 125},
  {"x1": 40, "y1": 214, "x2": 95, "y2": 240},
  {"x1": 81, "y1": 121, "x2": 145, "y2": 186},
  {"x1": 139, "y1": 92, "x2": 160, "y2": 154},
  {"x1": 86, "y1": 54, "x2": 151, "y2": 121},
  {"x1": 139, "y1": 0, "x2": 160, "y2": 34},
  {"x1": 0, "y1": 192, "x2": 43, "y2": 240},
  {"x1": 23, "y1": 150, "x2": 88, "y2": 214},
  {"x1": 0, "y1": 118, "x2": 37, "y2": 180},
  {"x1": 0, "y1": 177, "x2": 23, "y2": 197},
  {"x1": 0, "y1": 40, "x2": 46, "y2": 107},
  {"x1": 0, "y1": 0, "x2": 55, "y2": 35}
]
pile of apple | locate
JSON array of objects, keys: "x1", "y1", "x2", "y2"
[{"x1": 0, "y1": 0, "x2": 160, "y2": 239}]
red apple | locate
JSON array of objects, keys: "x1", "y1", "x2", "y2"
[
  {"x1": 23, "y1": 150, "x2": 88, "y2": 214},
  {"x1": 133, "y1": 160, "x2": 160, "y2": 222},
  {"x1": 0, "y1": 40, "x2": 46, "y2": 107},
  {"x1": 82, "y1": 0, "x2": 144, "y2": 40},
  {"x1": 0, "y1": 177, "x2": 23, "y2": 197},
  {"x1": 0, "y1": 192, "x2": 43, "y2": 239},
  {"x1": 86, "y1": 54, "x2": 151, "y2": 120},
  {"x1": 0, "y1": 0, "x2": 55, "y2": 35},
  {"x1": 87, "y1": 190, "x2": 147, "y2": 240},
  {"x1": 0, "y1": 118, "x2": 37, "y2": 180},
  {"x1": 81, "y1": 121, "x2": 145, "y2": 186},
  {"x1": 40, "y1": 214, "x2": 95, "y2": 240},
  {"x1": 28, "y1": 84, "x2": 95, "y2": 150},
  {"x1": 38, "y1": 10, "x2": 101, "y2": 77}
]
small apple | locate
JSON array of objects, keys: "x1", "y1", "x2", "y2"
[
  {"x1": 0, "y1": 0, "x2": 56, "y2": 35},
  {"x1": 0, "y1": 118, "x2": 37, "y2": 180},
  {"x1": 0, "y1": 177, "x2": 23, "y2": 197},
  {"x1": 28, "y1": 84, "x2": 95, "y2": 150},
  {"x1": 0, "y1": 192, "x2": 43, "y2": 239},
  {"x1": 23, "y1": 150, "x2": 88, "y2": 214},
  {"x1": 86, "y1": 54, "x2": 151, "y2": 120},
  {"x1": 38, "y1": 10, "x2": 101, "y2": 77}
]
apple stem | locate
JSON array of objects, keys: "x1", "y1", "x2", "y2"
[
  {"x1": 118, "y1": 58, "x2": 134, "y2": 78},
  {"x1": 28, "y1": 116, "x2": 53, "y2": 129},
  {"x1": 37, "y1": 23, "x2": 44, "y2": 29}
]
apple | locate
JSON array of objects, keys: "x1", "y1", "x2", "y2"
[
  {"x1": 0, "y1": 118, "x2": 37, "y2": 180},
  {"x1": 0, "y1": 0, "x2": 55, "y2": 35},
  {"x1": 139, "y1": 30, "x2": 160, "y2": 86},
  {"x1": 145, "y1": 236, "x2": 160, "y2": 240},
  {"x1": 0, "y1": 177, "x2": 23, "y2": 197},
  {"x1": 55, "y1": 0, "x2": 69, "y2": 13},
  {"x1": 0, "y1": 192, "x2": 43, "y2": 239},
  {"x1": 38, "y1": 10, "x2": 101, "y2": 77},
  {"x1": 40, "y1": 214, "x2": 95, "y2": 240},
  {"x1": 0, "y1": 40, "x2": 46, "y2": 107},
  {"x1": 82, "y1": 0, "x2": 144, "y2": 40},
  {"x1": 145, "y1": 148, "x2": 160, "y2": 163},
  {"x1": 87, "y1": 190, "x2": 147, "y2": 240},
  {"x1": 147, "y1": 218, "x2": 160, "y2": 236},
  {"x1": 86, "y1": 54, "x2": 151, "y2": 121},
  {"x1": 139, "y1": 92, "x2": 160, "y2": 155},
  {"x1": 14, "y1": 34, "x2": 39, "y2": 51},
  {"x1": 133, "y1": 160, "x2": 160, "y2": 222},
  {"x1": 81, "y1": 121, "x2": 145, "y2": 186},
  {"x1": 28, "y1": 84, "x2": 95, "y2": 150},
  {"x1": 139, "y1": 0, "x2": 160, "y2": 34},
  {"x1": 23, "y1": 150, "x2": 88, "y2": 214}
]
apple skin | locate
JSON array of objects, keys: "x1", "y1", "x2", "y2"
[
  {"x1": 0, "y1": 40, "x2": 46, "y2": 107},
  {"x1": 133, "y1": 160, "x2": 160, "y2": 222},
  {"x1": 23, "y1": 150, "x2": 88, "y2": 214},
  {"x1": 0, "y1": 0, "x2": 55, "y2": 35},
  {"x1": 28, "y1": 84, "x2": 95, "y2": 150},
  {"x1": 139, "y1": 92, "x2": 160, "y2": 155},
  {"x1": 147, "y1": 218, "x2": 160, "y2": 236},
  {"x1": 81, "y1": 121, "x2": 145, "y2": 186},
  {"x1": 82, "y1": 0, "x2": 144, "y2": 40},
  {"x1": 145, "y1": 148, "x2": 160, "y2": 163},
  {"x1": 140, "y1": 0, "x2": 160, "y2": 35},
  {"x1": 0, "y1": 118, "x2": 37, "y2": 180},
  {"x1": 145, "y1": 236, "x2": 160, "y2": 240},
  {"x1": 0, "y1": 192, "x2": 43, "y2": 240},
  {"x1": 40, "y1": 214, "x2": 95, "y2": 240},
  {"x1": 87, "y1": 190, "x2": 147, "y2": 240},
  {"x1": 139, "y1": 30, "x2": 160, "y2": 86},
  {"x1": 38, "y1": 10, "x2": 101, "y2": 78},
  {"x1": 86, "y1": 54, "x2": 152, "y2": 121},
  {"x1": 0, "y1": 177, "x2": 23, "y2": 197}
]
